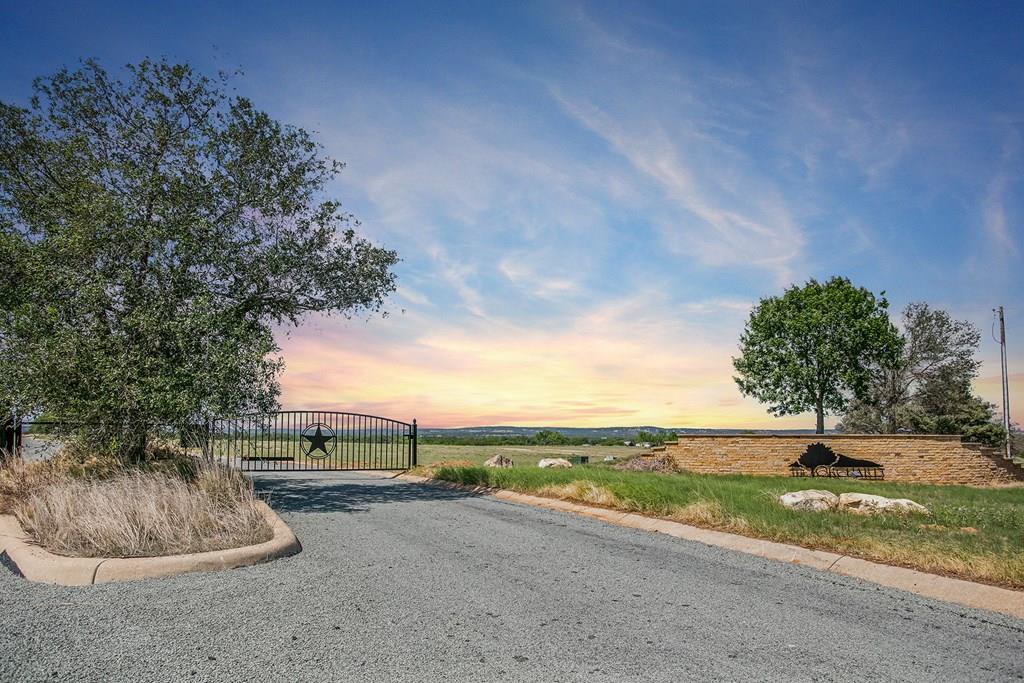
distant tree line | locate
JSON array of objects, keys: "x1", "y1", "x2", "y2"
[{"x1": 420, "y1": 429, "x2": 678, "y2": 447}]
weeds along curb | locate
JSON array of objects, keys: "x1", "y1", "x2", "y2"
[
  {"x1": 389, "y1": 472, "x2": 1024, "y2": 620},
  {"x1": 0, "y1": 501, "x2": 300, "y2": 586}
]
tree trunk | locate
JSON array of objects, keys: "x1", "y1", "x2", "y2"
[
  {"x1": 124, "y1": 429, "x2": 148, "y2": 465},
  {"x1": 815, "y1": 398, "x2": 825, "y2": 434}
]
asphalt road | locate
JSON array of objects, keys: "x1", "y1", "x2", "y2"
[{"x1": 2, "y1": 471, "x2": 1023, "y2": 682}]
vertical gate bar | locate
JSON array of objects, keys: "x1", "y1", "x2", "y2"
[
  {"x1": 338, "y1": 412, "x2": 343, "y2": 470},
  {"x1": 412, "y1": 418, "x2": 418, "y2": 468},
  {"x1": 265, "y1": 413, "x2": 271, "y2": 472},
  {"x1": 252, "y1": 416, "x2": 259, "y2": 473},
  {"x1": 259, "y1": 414, "x2": 265, "y2": 471},
  {"x1": 275, "y1": 412, "x2": 281, "y2": 472}
]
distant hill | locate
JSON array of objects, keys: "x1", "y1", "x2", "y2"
[{"x1": 418, "y1": 425, "x2": 825, "y2": 439}]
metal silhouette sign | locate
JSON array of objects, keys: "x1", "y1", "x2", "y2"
[{"x1": 788, "y1": 442, "x2": 884, "y2": 480}]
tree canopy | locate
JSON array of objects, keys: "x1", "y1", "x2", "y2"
[
  {"x1": 732, "y1": 277, "x2": 901, "y2": 433},
  {"x1": 837, "y1": 303, "x2": 1004, "y2": 444},
  {"x1": 0, "y1": 59, "x2": 398, "y2": 460}
]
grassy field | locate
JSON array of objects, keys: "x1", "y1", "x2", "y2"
[
  {"x1": 423, "y1": 463, "x2": 1024, "y2": 589},
  {"x1": 203, "y1": 437, "x2": 637, "y2": 469},
  {"x1": 416, "y1": 443, "x2": 637, "y2": 467}
]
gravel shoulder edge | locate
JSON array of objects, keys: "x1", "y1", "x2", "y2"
[
  {"x1": 379, "y1": 471, "x2": 1024, "y2": 620},
  {"x1": 0, "y1": 501, "x2": 300, "y2": 586}
]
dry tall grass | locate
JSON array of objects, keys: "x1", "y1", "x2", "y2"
[
  {"x1": 0, "y1": 458, "x2": 62, "y2": 514},
  {"x1": 536, "y1": 480, "x2": 620, "y2": 507},
  {"x1": 11, "y1": 461, "x2": 272, "y2": 558}
]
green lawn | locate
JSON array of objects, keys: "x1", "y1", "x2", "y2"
[{"x1": 425, "y1": 463, "x2": 1024, "y2": 589}]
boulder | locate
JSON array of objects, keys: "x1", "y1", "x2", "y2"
[
  {"x1": 537, "y1": 458, "x2": 573, "y2": 469},
  {"x1": 483, "y1": 455, "x2": 514, "y2": 468},
  {"x1": 778, "y1": 489, "x2": 839, "y2": 512},
  {"x1": 838, "y1": 493, "x2": 928, "y2": 515}
]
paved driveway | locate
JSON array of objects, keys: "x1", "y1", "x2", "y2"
[{"x1": 2, "y1": 472, "x2": 1023, "y2": 682}]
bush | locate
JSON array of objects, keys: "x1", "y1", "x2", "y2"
[
  {"x1": 7, "y1": 459, "x2": 271, "y2": 557},
  {"x1": 615, "y1": 453, "x2": 682, "y2": 473}
]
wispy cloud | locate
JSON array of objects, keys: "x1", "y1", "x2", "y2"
[
  {"x1": 542, "y1": 10, "x2": 807, "y2": 282},
  {"x1": 982, "y1": 131, "x2": 1021, "y2": 258}
]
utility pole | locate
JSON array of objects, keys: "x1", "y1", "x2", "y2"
[{"x1": 995, "y1": 306, "x2": 1011, "y2": 459}]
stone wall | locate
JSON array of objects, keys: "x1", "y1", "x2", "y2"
[{"x1": 660, "y1": 434, "x2": 1023, "y2": 486}]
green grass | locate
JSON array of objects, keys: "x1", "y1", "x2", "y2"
[
  {"x1": 416, "y1": 443, "x2": 636, "y2": 467},
  {"x1": 427, "y1": 464, "x2": 1024, "y2": 589},
  {"x1": 205, "y1": 438, "x2": 636, "y2": 469}
]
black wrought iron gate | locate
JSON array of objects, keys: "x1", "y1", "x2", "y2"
[{"x1": 210, "y1": 411, "x2": 417, "y2": 471}]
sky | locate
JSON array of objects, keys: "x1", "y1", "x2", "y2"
[{"x1": 2, "y1": 1, "x2": 1022, "y2": 429}]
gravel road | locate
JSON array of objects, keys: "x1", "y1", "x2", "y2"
[{"x1": 2, "y1": 471, "x2": 1023, "y2": 682}]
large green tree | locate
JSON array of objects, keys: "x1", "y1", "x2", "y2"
[
  {"x1": 732, "y1": 277, "x2": 901, "y2": 434},
  {"x1": 0, "y1": 59, "x2": 398, "y2": 461},
  {"x1": 837, "y1": 303, "x2": 1000, "y2": 441}
]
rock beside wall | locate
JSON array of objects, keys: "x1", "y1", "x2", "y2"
[{"x1": 663, "y1": 435, "x2": 1023, "y2": 486}]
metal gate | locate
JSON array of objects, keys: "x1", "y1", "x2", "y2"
[{"x1": 210, "y1": 411, "x2": 417, "y2": 471}]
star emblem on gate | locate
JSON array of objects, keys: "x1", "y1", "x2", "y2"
[{"x1": 300, "y1": 423, "x2": 336, "y2": 459}]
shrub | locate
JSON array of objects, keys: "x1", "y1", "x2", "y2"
[
  {"x1": 11, "y1": 461, "x2": 271, "y2": 557},
  {"x1": 615, "y1": 453, "x2": 682, "y2": 474}
]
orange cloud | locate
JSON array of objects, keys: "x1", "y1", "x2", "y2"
[{"x1": 276, "y1": 296, "x2": 847, "y2": 429}]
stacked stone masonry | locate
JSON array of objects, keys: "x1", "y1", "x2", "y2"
[{"x1": 661, "y1": 434, "x2": 1023, "y2": 486}]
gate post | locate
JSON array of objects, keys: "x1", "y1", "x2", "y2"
[
  {"x1": 411, "y1": 418, "x2": 418, "y2": 468},
  {"x1": 2, "y1": 417, "x2": 21, "y2": 460}
]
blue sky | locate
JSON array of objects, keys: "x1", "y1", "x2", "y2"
[{"x1": 2, "y1": 1, "x2": 1021, "y2": 427}]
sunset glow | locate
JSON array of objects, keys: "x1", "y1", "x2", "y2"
[{"x1": 6, "y1": 3, "x2": 1020, "y2": 430}]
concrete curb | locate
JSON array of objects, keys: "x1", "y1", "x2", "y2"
[
  {"x1": 391, "y1": 472, "x2": 1024, "y2": 620},
  {"x1": 0, "y1": 501, "x2": 300, "y2": 586}
]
